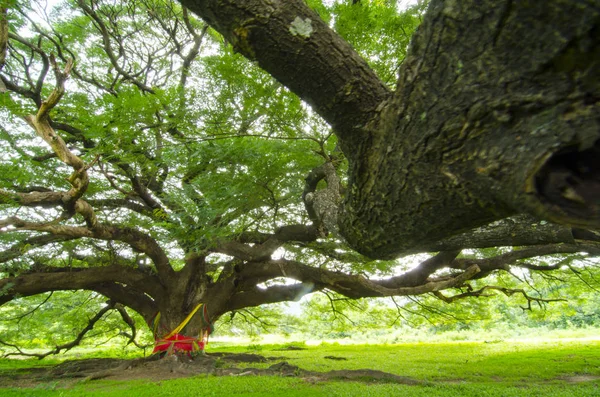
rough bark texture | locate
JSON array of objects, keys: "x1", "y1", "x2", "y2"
[
  {"x1": 342, "y1": 0, "x2": 600, "y2": 258},
  {"x1": 181, "y1": 0, "x2": 600, "y2": 259},
  {"x1": 179, "y1": 0, "x2": 391, "y2": 150}
]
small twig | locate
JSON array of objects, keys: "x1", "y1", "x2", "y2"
[
  {"x1": 324, "y1": 290, "x2": 356, "y2": 325},
  {"x1": 238, "y1": 309, "x2": 275, "y2": 331},
  {"x1": 433, "y1": 286, "x2": 567, "y2": 311},
  {"x1": 1, "y1": 301, "x2": 116, "y2": 359},
  {"x1": 1, "y1": 292, "x2": 54, "y2": 323},
  {"x1": 567, "y1": 265, "x2": 600, "y2": 293}
]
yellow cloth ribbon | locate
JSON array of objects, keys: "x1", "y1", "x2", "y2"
[{"x1": 164, "y1": 303, "x2": 204, "y2": 339}]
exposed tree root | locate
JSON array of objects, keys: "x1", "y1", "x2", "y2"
[{"x1": 0, "y1": 353, "x2": 425, "y2": 387}]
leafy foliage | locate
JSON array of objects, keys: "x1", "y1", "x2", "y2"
[{"x1": 0, "y1": 0, "x2": 598, "y2": 359}]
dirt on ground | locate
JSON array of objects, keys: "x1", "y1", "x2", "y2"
[{"x1": 0, "y1": 352, "x2": 424, "y2": 388}]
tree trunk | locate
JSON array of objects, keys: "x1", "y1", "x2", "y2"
[
  {"x1": 151, "y1": 298, "x2": 217, "y2": 356},
  {"x1": 145, "y1": 261, "x2": 228, "y2": 355}
]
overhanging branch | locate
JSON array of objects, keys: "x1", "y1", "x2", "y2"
[
  {"x1": 227, "y1": 282, "x2": 320, "y2": 311},
  {"x1": 0, "y1": 265, "x2": 164, "y2": 307},
  {"x1": 450, "y1": 243, "x2": 600, "y2": 276},
  {"x1": 412, "y1": 215, "x2": 593, "y2": 253},
  {"x1": 237, "y1": 258, "x2": 480, "y2": 300}
]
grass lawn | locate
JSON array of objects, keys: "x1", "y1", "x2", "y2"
[{"x1": 1, "y1": 339, "x2": 598, "y2": 396}]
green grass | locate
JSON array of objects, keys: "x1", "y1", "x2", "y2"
[
  {"x1": 3, "y1": 379, "x2": 599, "y2": 397},
  {"x1": 1, "y1": 340, "x2": 599, "y2": 396}
]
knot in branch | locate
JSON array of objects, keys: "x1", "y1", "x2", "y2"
[{"x1": 303, "y1": 162, "x2": 342, "y2": 237}]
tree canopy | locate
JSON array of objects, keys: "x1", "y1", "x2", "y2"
[{"x1": 0, "y1": 0, "x2": 599, "y2": 356}]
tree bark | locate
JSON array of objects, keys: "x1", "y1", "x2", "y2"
[
  {"x1": 341, "y1": 0, "x2": 600, "y2": 258},
  {"x1": 180, "y1": 0, "x2": 600, "y2": 259}
]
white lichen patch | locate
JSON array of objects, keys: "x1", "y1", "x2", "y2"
[{"x1": 289, "y1": 17, "x2": 313, "y2": 38}]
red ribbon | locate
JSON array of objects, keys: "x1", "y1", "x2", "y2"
[{"x1": 152, "y1": 333, "x2": 205, "y2": 354}]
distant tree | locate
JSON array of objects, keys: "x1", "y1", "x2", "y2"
[{"x1": 0, "y1": 0, "x2": 598, "y2": 357}]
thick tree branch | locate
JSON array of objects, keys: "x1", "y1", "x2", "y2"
[
  {"x1": 179, "y1": 0, "x2": 391, "y2": 148},
  {"x1": 411, "y1": 215, "x2": 592, "y2": 253},
  {"x1": 338, "y1": 0, "x2": 600, "y2": 257},
  {"x1": 94, "y1": 284, "x2": 158, "y2": 323},
  {"x1": 0, "y1": 217, "x2": 174, "y2": 279},
  {"x1": 0, "y1": 265, "x2": 164, "y2": 306},
  {"x1": 237, "y1": 258, "x2": 480, "y2": 300},
  {"x1": 227, "y1": 283, "x2": 320, "y2": 312}
]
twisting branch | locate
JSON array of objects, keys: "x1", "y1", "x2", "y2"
[
  {"x1": 0, "y1": 6, "x2": 7, "y2": 80},
  {"x1": 212, "y1": 224, "x2": 319, "y2": 262},
  {"x1": 433, "y1": 286, "x2": 567, "y2": 311},
  {"x1": 20, "y1": 54, "x2": 98, "y2": 227},
  {"x1": 114, "y1": 304, "x2": 150, "y2": 350},
  {"x1": 23, "y1": 56, "x2": 77, "y2": 164},
  {"x1": 76, "y1": 0, "x2": 155, "y2": 93},
  {"x1": 1, "y1": 301, "x2": 116, "y2": 359}
]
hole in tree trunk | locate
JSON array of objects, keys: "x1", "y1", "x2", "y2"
[{"x1": 535, "y1": 140, "x2": 600, "y2": 221}]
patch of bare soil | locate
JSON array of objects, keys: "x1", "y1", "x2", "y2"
[
  {"x1": 274, "y1": 346, "x2": 307, "y2": 351},
  {"x1": 0, "y1": 353, "x2": 423, "y2": 388},
  {"x1": 559, "y1": 375, "x2": 600, "y2": 383}
]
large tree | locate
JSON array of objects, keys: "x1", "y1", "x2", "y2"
[{"x1": 0, "y1": 0, "x2": 599, "y2": 355}]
